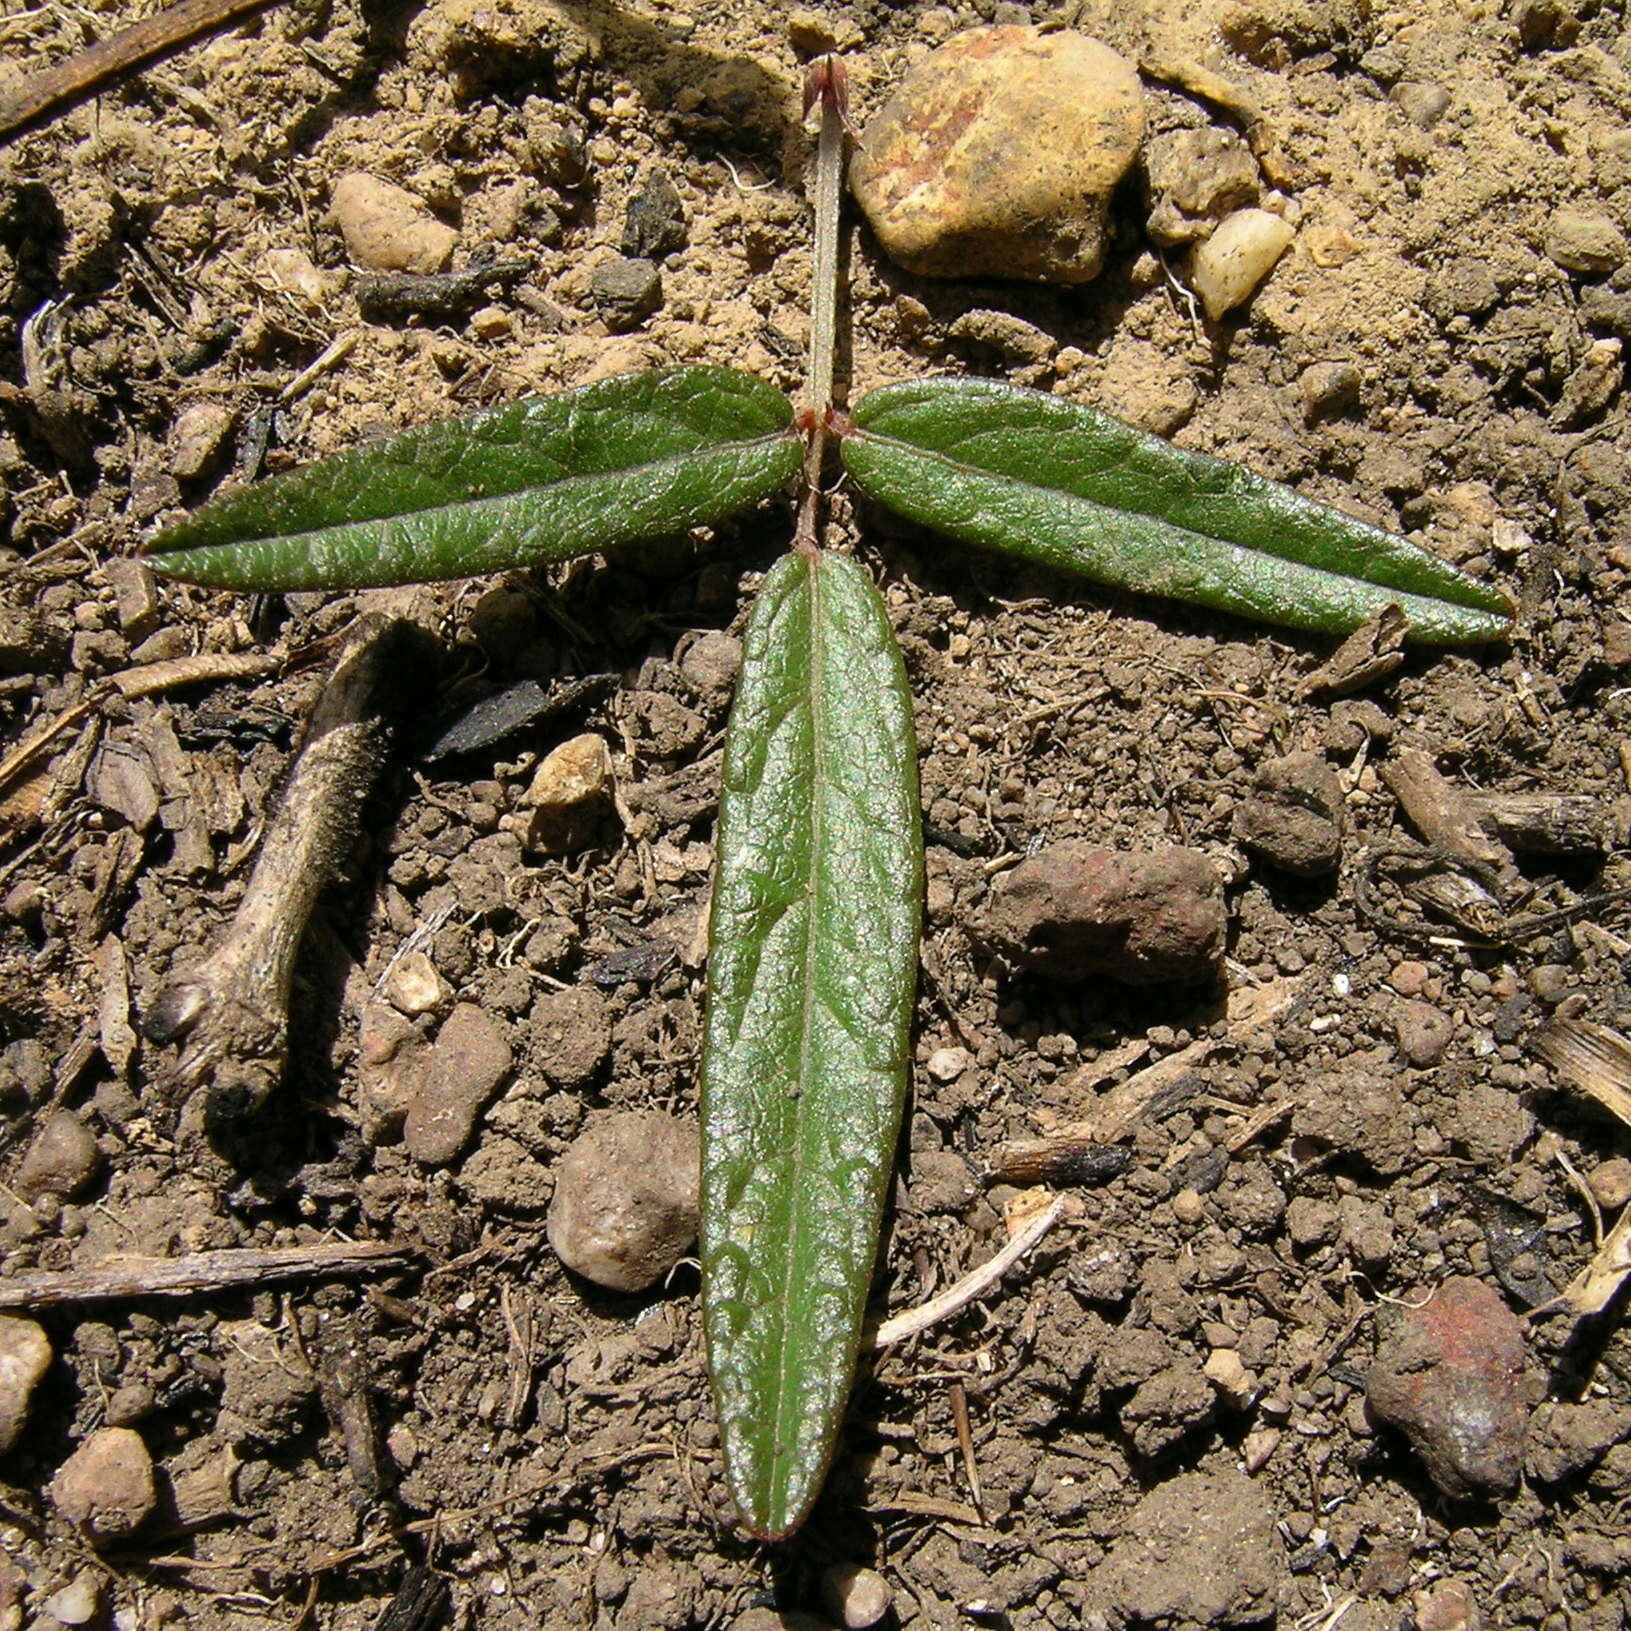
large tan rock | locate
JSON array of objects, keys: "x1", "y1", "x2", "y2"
[{"x1": 850, "y1": 26, "x2": 1145, "y2": 284}]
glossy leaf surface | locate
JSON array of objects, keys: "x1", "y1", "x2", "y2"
[
  {"x1": 701, "y1": 549, "x2": 921, "y2": 1539},
  {"x1": 842, "y1": 379, "x2": 1512, "y2": 644},
  {"x1": 144, "y1": 368, "x2": 801, "y2": 589}
]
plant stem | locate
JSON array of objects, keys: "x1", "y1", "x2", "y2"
[{"x1": 794, "y1": 54, "x2": 850, "y2": 557}]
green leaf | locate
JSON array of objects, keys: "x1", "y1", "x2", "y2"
[
  {"x1": 143, "y1": 367, "x2": 801, "y2": 590},
  {"x1": 700, "y1": 549, "x2": 922, "y2": 1540},
  {"x1": 841, "y1": 379, "x2": 1512, "y2": 644}
]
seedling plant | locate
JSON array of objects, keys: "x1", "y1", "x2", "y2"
[{"x1": 142, "y1": 59, "x2": 1511, "y2": 1541}]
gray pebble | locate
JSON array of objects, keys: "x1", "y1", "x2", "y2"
[
  {"x1": 622, "y1": 167, "x2": 687, "y2": 260},
  {"x1": 1389, "y1": 80, "x2": 1451, "y2": 128},
  {"x1": 1545, "y1": 208, "x2": 1626, "y2": 275},
  {"x1": 591, "y1": 256, "x2": 663, "y2": 331}
]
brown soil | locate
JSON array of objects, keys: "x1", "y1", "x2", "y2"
[{"x1": 3, "y1": 0, "x2": 1631, "y2": 1627}]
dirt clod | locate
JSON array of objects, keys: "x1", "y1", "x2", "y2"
[
  {"x1": 1143, "y1": 126, "x2": 1260, "y2": 247},
  {"x1": 1366, "y1": 1277, "x2": 1530, "y2": 1501},
  {"x1": 49, "y1": 1427, "x2": 156, "y2": 1543},
  {"x1": 976, "y1": 842, "x2": 1224, "y2": 983},
  {"x1": 622, "y1": 167, "x2": 688, "y2": 260},
  {"x1": 547, "y1": 1110, "x2": 700, "y2": 1292},
  {"x1": 1232, "y1": 751, "x2": 1343, "y2": 876},
  {"x1": 850, "y1": 26, "x2": 1145, "y2": 284},
  {"x1": 1096, "y1": 1467, "x2": 1286, "y2": 1624}
]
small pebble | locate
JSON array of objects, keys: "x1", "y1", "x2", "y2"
[
  {"x1": 821, "y1": 1562, "x2": 894, "y2": 1630},
  {"x1": 169, "y1": 401, "x2": 236, "y2": 481},
  {"x1": 1544, "y1": 208, "x2": 1626, "y2": 274},
  {"x1": 1190, "y1": 207, "x2": 1295, "y2": 322},
  {"x1": 0, "y1": 1314, "x2": 52, "y2": 1453},
  {"x1": 547, "y1": 1110, "x2": 700, "y2": 1292},
  {"x1": 330, "y1": 173, "x2": 457, "y2": 274},
  {"x1": 403, "y1": 1003, "x2": 515, "y2": 1166},
  {"x1": 41, "y1": 1570, "x2": 103, "y2": 1627},
  {"x1": 524, "y1": 733, "x2": 614, "y2": 855},
  {"x1": 50, "y1": 1427, "x2": 156, "y2": 1543},
  {"x1": 850, "y1": 25, "x2": 1145, "y2": 284},
  {"x1": 1390, "y1": 960, "x2": 1431, "y2": 998},
  {"x1": 975, "y1": 841, "x2": 1225, "y2": 983},
  {"x1": 621, "y1": 166, "x2": 687, "y2": 260},
  {"x1": 1416, "y1": 1578, "x2": 1481, "y2": 1631},
  {"x1": 925, "y1": 1046, "x2": 973, "y2": 1082},
  {"x1": 1395, "y1": 999, "x2": 1454, "y2": 1068},
  {"x1": 591, "y1": 256, "x2": 663, "y2": 331},
  {"x1": 15, "y1": 1109, "x2": 101, "y2": 1203},
  {"x1": 1588, "y1": 1157, "x2": 1631, "y2": 1211},
  {"x1": 1366, "y1": 1276, "x2": 1529, "y2": 1500},
  {"x1": 384, "y1": 951, "x2": 444, "y2": 1017},
  {"x1": 1203, "y1": 1348, "x2": 1258, "y2": 1409},
  {"x1": 1241, "y1": 1426, "x2": 1280, "y2": 1472}
]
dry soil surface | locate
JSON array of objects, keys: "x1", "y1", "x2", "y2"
[{"x1": 3, "y1": 0, "x2": 1631, "y2": 1628}]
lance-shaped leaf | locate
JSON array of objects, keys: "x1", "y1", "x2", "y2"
[
  {"x1": 143, "y1": 367, "x2": 801, "y2": 590},
  {"x1": 701, "y1": 549, "x2": 921, "y2": 1540},
  {"x1": 841, "y1": 379, "x2": 1512, "y2": 644}
]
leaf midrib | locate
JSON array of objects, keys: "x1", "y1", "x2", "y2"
[
  {"x1": 768, "y1": 551, "x2": 825, "y2": 1526},
  {"x1": 845, "y1": 427, "x2": 1506, "y2": 620},
  {"x1": 154, "y1": 427, "x2": 800, "y2": 556}
]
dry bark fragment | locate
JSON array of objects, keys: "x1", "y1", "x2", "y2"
[{"x1": 143, "y1": 616, "x2": 427, "y2": 1129}]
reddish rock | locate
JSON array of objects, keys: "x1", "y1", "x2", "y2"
[
  {"x1": 50, "y1": 1427, "x2": 156, "y2": 1542},
  {"x1": 403, "y1": 1003, "x2": 514, "y2": 1166},
  {"x1": 1366, "y1": 1277, "x2": 1529, "y2": 1500},
  {"x1": 975, "y1": 842, "x2": 1224, "y2": 984}
]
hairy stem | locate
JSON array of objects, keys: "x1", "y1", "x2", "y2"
[{"x1": 794, "y1": 54, "x2": 851, "y2": 557}]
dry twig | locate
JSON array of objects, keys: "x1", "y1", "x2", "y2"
[
  {"x1": 0, "y1": 1239, "x2": 413, "y2": 1311},
  {"x1": 871, "y1": 1194, "x2": 1071, "y2": 1348},
  {"x1": 144, "y1": 616, "x2": 424, "y2": 1126},
  {"x1": 0, "y1": 0, "x2": 287, "y2": 146}
]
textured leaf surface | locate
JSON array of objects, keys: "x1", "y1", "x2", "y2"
[
  {"x1": 842, "y1": 379, "x2": 1512, "y2": 644},
  {"x1": 701, "y1": 550, "x2": 921, "y2": 1539},
  {"x1": 144, "y1": 368, "x2": 800, "y2": 589}
]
